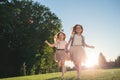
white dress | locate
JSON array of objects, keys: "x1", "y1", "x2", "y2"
[{"x1": 69, "y1": 34, "x2": 86, "y2": 64}]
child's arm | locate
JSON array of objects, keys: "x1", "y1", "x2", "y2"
[
  {"x1": 45, "y1": 40, "x2": 55, "y2": 47},
  {"x1": 84, "y1": 42, "x2": 95, "y2": 48},
  {"x1": 82, "y1": 35, "x2": 94, "y2": 48},
  {"x1": 66, "y1": 37, "x2": 72, "y2": 48}
]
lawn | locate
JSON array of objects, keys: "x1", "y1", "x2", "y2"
[{"x1": 0, "y1": 68, "x2": 120, "y2": 80}]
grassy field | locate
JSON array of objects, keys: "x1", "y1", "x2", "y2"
[{"x1": 0, "y1": 68, "x2": 120, "y2": 80}]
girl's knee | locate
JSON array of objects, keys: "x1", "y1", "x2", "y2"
[{"x1": 61, "y1": 61, "x2": 65, "y2": 65}]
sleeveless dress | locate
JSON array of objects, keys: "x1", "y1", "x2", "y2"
[
  {"x1": 55, "y1": 41, "x2": 70, "y2": 62},
  {"x1": 69, "y1": 34, "x2": 86, "y2": 64}
]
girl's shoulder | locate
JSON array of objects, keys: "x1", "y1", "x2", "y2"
[
  {"x1": 56, "y1": 39, "x2": 60, "y2": 41},
  {"x1": 81, "y1": 35, "x2": 85, "y2": 41},
  {"x1": 81, "y1": 34, "x2": 84, "y2": 37},
  {"x1": 70, "y1": 34, "x2": 75, "y2": 38}
]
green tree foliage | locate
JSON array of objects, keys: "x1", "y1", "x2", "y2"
[
  {"x1": 98, "y1": 52, "x2": 107, "y2": 68},
  {"x1": 0, "y1": 0, "x2": 62, "y2": 77}
]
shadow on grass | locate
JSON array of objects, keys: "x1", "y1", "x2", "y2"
[{"x1": 47, "y1": 77, "x2": 79, "y2": 80}]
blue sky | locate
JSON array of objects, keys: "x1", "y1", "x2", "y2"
[{"x1": 34, "y1": 0, "x2": 120, "y2": 61}]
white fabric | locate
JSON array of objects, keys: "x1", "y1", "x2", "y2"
[
  {"x1": 55, "y1": 41, "x2": 67, "y2": 49},
  {"x1": 71, "y1": 34, "x2": 83, "y2": 45}
]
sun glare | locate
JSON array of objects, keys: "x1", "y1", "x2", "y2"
[
  {"x1": 84, "y1": 48, "x2": 99, "y2": 68},
  {"x1": 65, "y1": 61, "x2": 74, "y2": 68},
  {"x1": 84, "y1": 54, "x2": 98, "y2": 68},
  {"x1": 65, "y1": 48, "x2": 99, "y2": 68}
]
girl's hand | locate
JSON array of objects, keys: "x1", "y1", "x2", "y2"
[
  {"x1": 65, "y1": 49, "x2": 69, "y2": 53},
  {"x1": 90, "y1": 46, "x2": 95, "y2": 48},
  {"x1": 45, "y1": 40, "x2": 48, "y2": 44},
  {"x1": 65, "y1": 43, "x2": 69, "y2": 49},
  {"x1": 45, "y1": 40, "x2": 55, "y2": 47}
]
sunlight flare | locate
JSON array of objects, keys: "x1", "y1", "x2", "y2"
[
  {"x1": 65, "y1": 61, "x2": 74, "y2": 68},
  {"x1": 65, "y1": 48, "x2": 99, "y2": 68},
  {"x1": 84, "y1": 48, "x2": 99, "y2": 68}
]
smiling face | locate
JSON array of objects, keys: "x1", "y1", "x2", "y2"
[
  {"x1": 73, "y1": 24, "x2": 83, "y2": 34},
  {"x1": 57, "y1": 32, "x2": 66, "y2": 40},
  {"x1": 75, "y1": 26, "x2": 83, "y2": 33}
]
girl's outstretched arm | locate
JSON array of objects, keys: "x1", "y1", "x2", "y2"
[
  {"x1": 84, "y1": 42, "x2": 95, "y2": 48},
  {"x1": 45, "y1": 40, "x2": 55, "y2": 47}
]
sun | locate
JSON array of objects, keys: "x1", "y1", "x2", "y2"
[
  {"x1": 84, "y1": 54, "x2": 98, "y2": 67},
  {"x1": 84, "y1": 48, "x2": 99, "y2": 68}
]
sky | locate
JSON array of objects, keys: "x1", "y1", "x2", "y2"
[{"x1": 34, "y1": 0, "x2": 120, "y2": 62}]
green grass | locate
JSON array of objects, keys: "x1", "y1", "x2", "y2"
[{"x1": 0, "y1": 68, "x2": 120, "y2": 80}]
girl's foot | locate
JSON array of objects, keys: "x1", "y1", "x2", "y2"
[
  {"x1": 63, "y1": 66, "x2": 66, "y2": 73},
  {"x1": 76, "y1": 77, "x2": 81, "y2": 80},
  {"x1": 77, "y1": 75, "x2": 81, "y2": 80},
  {"x1": 61, "y1": 75, "x2": 65, "y2": 79}
]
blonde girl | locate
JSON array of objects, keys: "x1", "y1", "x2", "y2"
[
  {"x1": 66, "y1": 24, "x2": 94, "y2": 79},
  {"x1": 45, "y1": 32, "x2": 69, "y2": 78}
]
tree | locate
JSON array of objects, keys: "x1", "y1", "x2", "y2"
[
  {"x1": 107, "y1": 61, "x2": 115, "y2": 68},
  {"x1": 115, "y1": 56, "x2": 120, "y2": 67},
  {"x1": 98, "y1": 52, "x2": 107, "y2": 68},
  {"x1": 0, "y1": 0, "x2": 62, "y2": 77},
  {"x1": 0, "y1": 0, "x2": 8, "y2": 3}
]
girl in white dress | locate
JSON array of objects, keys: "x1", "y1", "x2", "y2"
[
  {"x1": 45, "y1": 32, "x2": 70, "y2": 78},
  {"x1": 66, "y1": 24, "x2": 94, "y2": 79}
]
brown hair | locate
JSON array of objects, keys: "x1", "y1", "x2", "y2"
[
  {"x1": 54, "y1": 32, "x2": 66, "y2": 43},
  {"x1": 72, "y1": 24, "x2": 83, "y2": 34},
  {"x1": 57, "y1": 32, "x2": 66, "y2": 40}
]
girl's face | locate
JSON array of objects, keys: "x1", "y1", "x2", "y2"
[
  {"x1": 75, "y1": 26, "x2": 83, "y2": 34},
  {"x1": 58, "y1": 33, "x2": 65, "y2": 40}
]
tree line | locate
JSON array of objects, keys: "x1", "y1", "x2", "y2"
[
  {"x1": 98, "y1": 52, "x2": 120, "y2": 69},
  {"x1": 0, "y1": 0, "x2": 62, "y2": 78}
]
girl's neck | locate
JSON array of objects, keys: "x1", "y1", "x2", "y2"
[
  {"x1": 75, "y1": 33, "x2": 81, "y2": 35},
  {"x1": 59, "y1": 39, "x2": 64, "y2": 41}
]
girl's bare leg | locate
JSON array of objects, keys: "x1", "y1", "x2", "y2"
[
  {"x1": 75, "y1": 62, "x2": 81, "y2": 79},
  {"x1": 58, "y1": 61, "x2": 62, "y2": 67},
  {"x1": 61, "y1": 61, "x2": 66, "y2": 77},
  {"x1": 78, "y1": 64, "x2": 81, "y2": 79}
]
